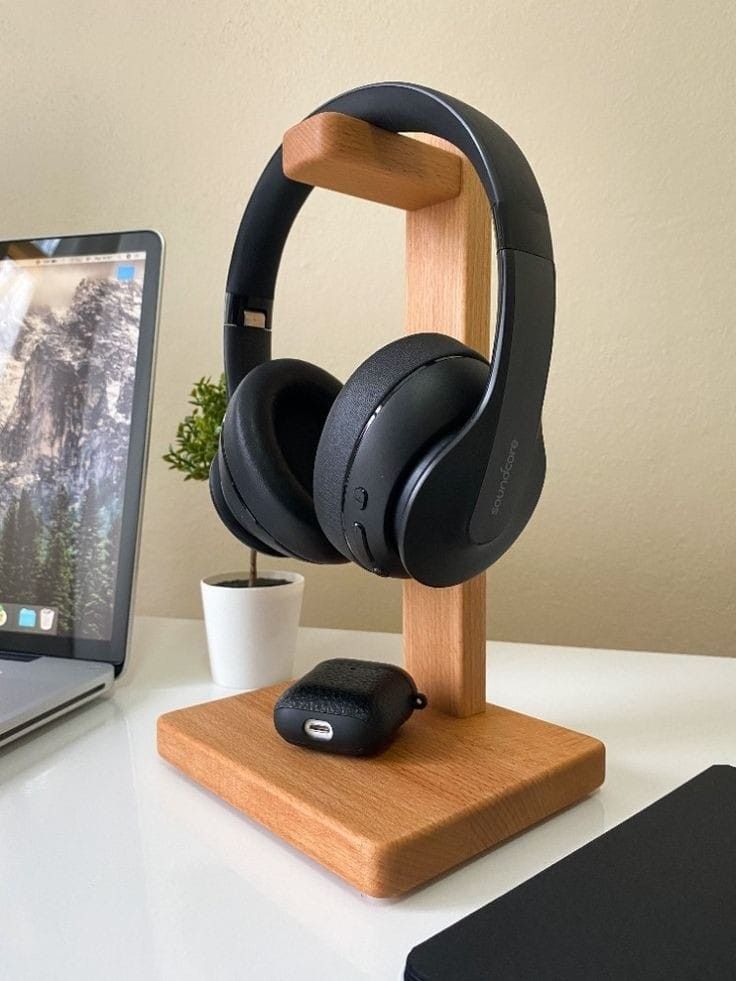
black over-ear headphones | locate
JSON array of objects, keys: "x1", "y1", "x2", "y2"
[{"x1": 210, "y1": 82, "x2": 555, "y2": 588}]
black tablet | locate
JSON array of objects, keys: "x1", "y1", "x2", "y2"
[
  {"x1": 406, "y1": 765, "x2": 736, "y2": 980},
  {"x1": 0, "y1": 230, "x2": 163, "y2": 674}
]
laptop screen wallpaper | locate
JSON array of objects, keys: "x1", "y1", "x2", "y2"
[{"x1": 0, "y1": 251, "x2": 145, "y2": 641}]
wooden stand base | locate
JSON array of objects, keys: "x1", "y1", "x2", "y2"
[{"x1": 158, "y1": 685, "x2": 605, "y2": 898}]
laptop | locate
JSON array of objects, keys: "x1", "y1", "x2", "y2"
[{"x1": 0, "y1": 230, "x2": 163, "y2": 747}]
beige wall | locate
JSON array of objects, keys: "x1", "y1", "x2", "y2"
[{"x1": 2, "y1": 1, "x2": 734, "y2": 656}]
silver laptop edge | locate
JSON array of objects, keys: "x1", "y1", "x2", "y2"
[
  {"x1": 0, "y1": 658, "x2": 114, "y2": 748},
  {"x1": 117, "y1": 230, "x2": 164, "y2": 683}
]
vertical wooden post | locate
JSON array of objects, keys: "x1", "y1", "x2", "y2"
[
  {"x1": 403, "y1": 137, "x2": 491, "y2": 717},
  {"x1": 283, "y1": 116, "x2": 491, "y2": 718}
]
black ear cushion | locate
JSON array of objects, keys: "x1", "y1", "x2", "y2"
[
  {"x1": 209, "y1": 454, "x2": 283, "y2": 557},
  {"x1": 313, "y1": 332, "x2": 487, "y2": 557},
  {"x1": 222, "y1": 358, "x2": 348, "y2": 564}
]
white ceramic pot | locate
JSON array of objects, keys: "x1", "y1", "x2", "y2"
[{"x1": 200, "y1": 571, "x2": 304, "y2": 689}]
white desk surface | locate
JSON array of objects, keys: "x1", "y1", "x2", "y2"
[{"x1": 2, "y1": 617, "x2": 734, "y2": 980}]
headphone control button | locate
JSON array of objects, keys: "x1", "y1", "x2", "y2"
[
  {"x1": 353, "y1": 487, "x2": 368, "y2": 510},
  {"x1": 348, "y1": 521, "x2": 375, "y2": 570}
]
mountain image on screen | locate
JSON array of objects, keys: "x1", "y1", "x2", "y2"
[{"x1": 0, "y1": 275, "x2": 141, "y2": 639}]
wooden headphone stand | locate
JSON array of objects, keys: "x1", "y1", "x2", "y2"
[{"x1": 157, "y1": 114, "x2": 605, "y2": 898}]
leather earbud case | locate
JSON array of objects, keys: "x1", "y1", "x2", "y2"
[{"x1": 273, "y1": 658, "x2": 427, "y2": 756}]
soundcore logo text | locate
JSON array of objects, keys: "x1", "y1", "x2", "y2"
[{"x1": 491, "y1": 439, "x2": 519, "y2": 516}]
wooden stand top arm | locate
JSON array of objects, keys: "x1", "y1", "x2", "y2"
[{"x1": 283, "y1": 112, "x2": 462, "y2": 210}]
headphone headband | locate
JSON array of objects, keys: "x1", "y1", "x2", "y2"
[{"x1": 226, "y1": 81, "x2": 552, "y2": 308}]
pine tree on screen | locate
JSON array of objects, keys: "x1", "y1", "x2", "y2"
[
  {"x1": 14, "y1": 489, "x2": 43, "y2": 601},
  {"x1": 0, "y1": 502, "x2": 20, "y2": 601},
  {"x1": 43, "y1": 487, "x2": 78, "y2": 634},
  {"x1": 76, "y1": 482, "x2": 114, "y2": 638}
]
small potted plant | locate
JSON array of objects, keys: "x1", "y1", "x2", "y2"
[{"x1": 164, "y1": 376, "x2": 304, "y2": 689}]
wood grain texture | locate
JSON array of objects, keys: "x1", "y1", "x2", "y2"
[
  {"x1": 282, "y1": 112, "x2": 462, "y2": 210},
  {"x1": 158, "y1": 685, "x2": 605, "y2": 898},
  {"x1": 404, "y1": 574, "x2": 487, "y2": 717},
  {"x1": 404, "y1": 135, "x2": 492, "y2": 717}
]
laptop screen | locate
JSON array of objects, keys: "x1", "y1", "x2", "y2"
[{"x1": 0, "y1": 232, "x2": 161, "y2": 669}]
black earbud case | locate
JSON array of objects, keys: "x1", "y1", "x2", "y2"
[{"x1": 273, "y1": 658, "x2": 427, "y2": 756}]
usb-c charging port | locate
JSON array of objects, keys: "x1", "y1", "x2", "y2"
[{"x1": 304, "y1": 719, "x2": 333, "y2": 741}]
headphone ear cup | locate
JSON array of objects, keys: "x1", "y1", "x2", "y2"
[
  {"x1": 209, "y1": 454, "x2": 284, "y2": 557},
  {"x1": 313, "y1": 333, "x2": 489, "y2": 569},
  {"x1": 222, "y1": 359, "x2": 348, "y2": 564}
]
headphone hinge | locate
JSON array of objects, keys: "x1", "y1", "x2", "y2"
[{"x1": 224, "y1": 293, "x2": 273, "y2": 330}]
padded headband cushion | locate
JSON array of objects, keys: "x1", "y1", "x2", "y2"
[
  {"x1": 222, "y1": 358, "x2": 347, "y2": 564},
  {"x1": 314, "y1": 332, "x2": 487, "y2": 557}
]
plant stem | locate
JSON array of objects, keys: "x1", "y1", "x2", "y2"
[{"x1": 249, "y1": 548, "x2": 258, "y2": 588}]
